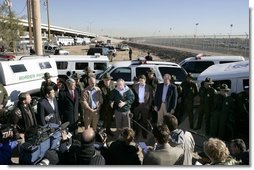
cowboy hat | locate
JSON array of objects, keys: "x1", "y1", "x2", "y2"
[
  {"x1": 204, "y1": 77, "x2": 214, "y2": 84},
  {"x1": 72, "y1": 73, "x2": 81, "y2": 80},
  {"x1": 102, "y1": 73, "x2": 113, "y2": 80},
  {"x1": 83, "y1": 67, "x2": 92, "y2": 72},
  {"x1": 147, "y1": 68, "x2": 155, "y2": 74},
  {"x1": 42, "y1": 72, "x2": 52, "y2": 79},
  {"x1": 219, "y1": 84, "x2": 230, "y2": 91},
  {"x1": 186, "y1": 73, "x2": 193, "y2": 79}
]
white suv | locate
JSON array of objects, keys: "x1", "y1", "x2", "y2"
[
  {"x1": 179, "y1": 55, "x2": 245, "y2": 80},
  {"x1": 97, "y1": 59, "x2": 187, "y2": 85}
]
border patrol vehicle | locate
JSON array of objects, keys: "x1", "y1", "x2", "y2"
[
  {"x1": 50, "y1": 54, "x2": 109, "y2": 83},
  {"x1": 97, "y1": 58, "x2": 187, "y2": 85},
  {"x1": 0, "y1": 57, "x2": 58, "y2": 105},
  {"x1": 179, "y1": 54, "x2": 245, "y2": 80},
  {"x1": 197, "y1": 60, "x2": 249, "y2": 94}
]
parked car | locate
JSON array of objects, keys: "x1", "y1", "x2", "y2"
[
  {"x1": 87, "y1": 47, "x2": 113, "y2": 61},
  {"x1": 97, "y1": 58, "x2": 187, "y2": 86},
  {"x1": 44, "y1": 44, "x2": 69, "y2": 55},
  {"x1": 0, "y1": 53, "x2": 16, "y2": 61},
  {"x1": 104, "y1": 45, "x2": 116, "y2": 57},
  {"x1": 116, "y1": 44, "x2": 129, "y2": 51}
]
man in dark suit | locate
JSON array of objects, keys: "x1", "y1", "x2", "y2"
[
  {"x1": 132, "y1": 75, "x2": 153, "y2": 139},
  {"x1": 154, "y1": 74, "x2": 178, "y2": 125},
  {"x1": 37, "y1": 86, "x2": 61, "y2": 126},
  {"x1": 143, "y1": 124, "x2": 183, "y2": 165},
  {"x1": 58, "y1": 78, "x2": 79, "y2": 135}
]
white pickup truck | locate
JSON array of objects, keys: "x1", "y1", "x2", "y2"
[{"x1": 44, "y1": 44, "x2": 69, "y2": 55}]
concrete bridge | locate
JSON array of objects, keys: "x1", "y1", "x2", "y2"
[{"x1": 19, "y1": 19, "x2": 97, "y2": 38}]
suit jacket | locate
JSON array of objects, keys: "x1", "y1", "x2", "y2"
[
  {"x1": 154, "y1": 83, "x2": 178, "y2": 112},
  {"x1": 143, "y1": 143, "x2": 183, "y2": 165},
  {"x1": 58, "y1": 89, "x2": 79, "y2": 125},
  {"x1": 37, "y1": 97, "x2": 60, "y2": 125},
  {"x1": 132, "y1": 84, "x2": 153, "y2": 109},
  {"x1": 80, "y1": 86, "x2": 103, "y2": 112}
]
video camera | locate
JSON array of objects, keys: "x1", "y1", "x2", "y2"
[
  {"x1": 0, "y1": 105, "x2": 15, "y2": 124},
  {"x1": 19, "y1": 122, "x2": 71, "y2": 165},
  {"x1": 0, "y1": 123, "x2": 17, "y2": 143}
]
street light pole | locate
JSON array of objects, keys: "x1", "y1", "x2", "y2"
[
  {"x1": 244, "y1": 32, "x2": 249, "y2": 57},
  {"x1": 27, "y1": 0, "x2": 33, "y2": 45},
  {"x1": 229, "y1": 24, "x2": 233, "y2": 38},
  {"x1": 228, "y1": 24, "x2": 233, "y2": 53},
  {"x1": 195, "y1": 23, "x2": 199, "y2": 38},
  {"x1": 169, "y1": 27, "x2": 172, "y2": 37}
]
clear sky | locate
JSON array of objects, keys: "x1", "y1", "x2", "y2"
[{"x1": 0, "y1": 0, "x2": 250, "y2": 37}]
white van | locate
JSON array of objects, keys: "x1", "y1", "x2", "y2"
[
  {"x1": 0, "y1": 57, "x2": 58, "y2": 105},
  {"x1": 197, "y1": 60, "x2": 249, "y2": 94},
  {"x1": 179, "y1": 55, "x2": 245, "y2": 80},
  {"x1": 50, "y1": 54, "x2": 109, "y2": 82}
]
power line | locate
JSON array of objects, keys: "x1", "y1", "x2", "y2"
[{"x1": 15, "y1": 0, "x2": 27, "y2": 16}]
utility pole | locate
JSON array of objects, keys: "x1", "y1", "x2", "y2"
[
  {"x1": 195, "y1": 23, "x2": 199, "y2": 38},
  {"x1": 27, "y1": 0, "x2": 33, "y2": 45},
  {"x1": 4, "y1": 0, "x2": 11, "y2": 14},
  {"x1": 45, "y1": 0, "x2": 50, "y2": 42},
  {"x1": 31, "y1": 0, "x2": 43, "y2": 55}
]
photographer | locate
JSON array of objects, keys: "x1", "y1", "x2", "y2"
[
  {"x1": 19, "y1": 123, "x2": 72, "y2": 165},
  {"x1": 68, "y1": 128, "x2": 105, "y2": 165},
  {"x1": 0, "y1": 125, "x2": 18, "y2": 165},
  {"x1": 107, "y1": 127, "x2": 143, "y2": 165}
]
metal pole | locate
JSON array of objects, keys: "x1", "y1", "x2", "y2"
[
  {"x1": 27, "y1": 0, "x2": 33, "y2": 45},
  {"x1": 31, "y1": 0, "x2": 43, "y2": 55},
  {"x1": 46, "y1": 0, "x2": 50, "y2": 42},
  {"x1": 245, "y1": 32, "x2": 249, "y2": 57},
  {"x1": 195, "y1": 23, "x2": 199, "y2": 37}
]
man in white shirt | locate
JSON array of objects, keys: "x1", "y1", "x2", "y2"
[
  {"x1": 37, "y1": 86, "x2": 61, "y2": 125},
  {"x1": 154, "y1": 74, "x2": 178, "y2": 125},
  {"x1": 132, "y1": 75, "x2": 153, "y2": 139}
]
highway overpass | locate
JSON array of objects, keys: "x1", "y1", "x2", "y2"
[{"x1": 19, "y1": 19, "x2": 97, "y2": 38}]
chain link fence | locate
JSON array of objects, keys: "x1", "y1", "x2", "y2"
[{"x1": 130, "y1": 34, "x2": 249, "y2": 57}]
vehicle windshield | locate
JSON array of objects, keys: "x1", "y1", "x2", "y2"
[{"x1": 96, "y1": 65, "x2": 115, "y2": 79}]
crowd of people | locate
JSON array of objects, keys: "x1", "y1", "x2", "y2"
[{"x1": 0, "y1": 64, "x2": 249, "y2": 165}]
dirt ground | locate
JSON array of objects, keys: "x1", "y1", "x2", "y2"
[{"x1": 62, "y1": 44, "x2": 161, "y2": 61}]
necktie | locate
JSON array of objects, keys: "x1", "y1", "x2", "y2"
[{"x1": 71, "y1": 90, "x2": 75, "y2": 100}]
